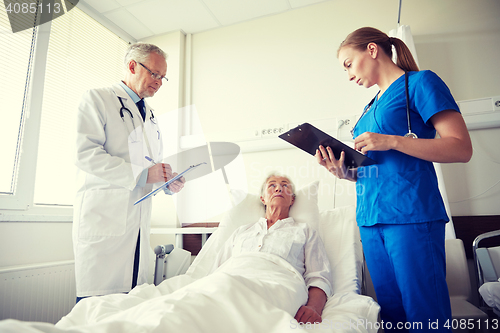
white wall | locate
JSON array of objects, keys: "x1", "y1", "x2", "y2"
[
  {"x1": 189, "y1": 1, "x2": 376, "y2": 213},
  {"x1": 188, "y1": 0, "x2": 500, "y2": 215},
  {"x1": 415, "y1": 31, "x2": 500, "y2": 216},
  {"x1": 191, "y1": 1, "x2": 376, "y2": 134},
  {"x1": 142, "y1": 30, "x2": 186, "y2": 117},
  {"x1": 0, "y1": 222, "x2": 73, "y2": 267}
]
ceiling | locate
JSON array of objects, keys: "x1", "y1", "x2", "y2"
[
  {"x1": 77, "y1": 0, "x2": 500, "y2": 43},
  {"x1": 78, "y1": 0, "x2": 332, "y2": 41}
]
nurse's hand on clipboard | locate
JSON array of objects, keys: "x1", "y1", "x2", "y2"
[
  {"x1": 278, "y1": 123, "x2": 376, "y2": 181},
  {"x1": 146, "y1": 163, "x2": 185, "y2": 193},
  {"x1": 315, "y1": 145, "x2": 349, "y2": 180}
]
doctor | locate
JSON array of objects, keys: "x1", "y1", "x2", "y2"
[{"x1": 73, "y1": 43, "x2": 184, "y2": 302}]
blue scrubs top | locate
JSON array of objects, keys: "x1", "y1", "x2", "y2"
[{"x1": 353, "y1": 70, "x2": 459, "y2": 226}]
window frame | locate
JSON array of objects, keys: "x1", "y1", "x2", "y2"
[
  {"x1": 0, "y1": 20, "x2": 51, "y2": 214},
  {"x1": 0, "y1": 7, "x2": 136, "y2": 221}
]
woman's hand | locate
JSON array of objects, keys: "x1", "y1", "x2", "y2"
[
  {"x1": 354, "y1": 132, "x2": 396, "y2": 154},
  {"x1": 294, "y1": 305, "x2": 322, "y2": 324},
  {"x1": 353, "y1": 111, "x2": 472, "y2": 163},
  {"x1": 294, "y1": 287, "x2": 326, "y2": 324},
  {"x1": 315, "y1": 145, "x2": 348, "y2": 179}
]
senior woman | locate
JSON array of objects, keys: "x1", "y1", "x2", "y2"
[{"x1": 213, "y1": 174, "x2": 333, "y2": 324}]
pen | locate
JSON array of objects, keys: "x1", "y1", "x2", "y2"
[{"x1": 145, "y1": 156, "x2": 156, "y2": 164}]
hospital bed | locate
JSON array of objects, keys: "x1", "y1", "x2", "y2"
[
  {"x1": 474, "y1": 230, "x2": 500, "y2": 316},
  {"x1": 155, "y1": 180, "x2": 380, "y2": 332},
  {"x1": 0, "y1": 181, "x2": 380, "y2": 333}
]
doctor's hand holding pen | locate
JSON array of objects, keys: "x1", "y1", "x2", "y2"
[{"x1": 146, "y1": 160, "x2": 185, "y2": 193}]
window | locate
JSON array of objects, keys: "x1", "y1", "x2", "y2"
[
  {"x1": 0, "y1": 7, "x2": 37, "y2": 195},
  {"x1": 33, "y1": 6, "x2": 128, "y2": 205},
  {"x1": 0, "y1": 3, "x2": 129, "y2": 211}
]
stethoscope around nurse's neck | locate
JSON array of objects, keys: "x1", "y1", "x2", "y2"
[{"x1": 350, "y1": 71, "x2": 418, "y2": 139}]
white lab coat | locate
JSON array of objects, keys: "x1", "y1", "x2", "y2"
[{"x1": 73, "y1": 83, "x2": 163, "y2": 297}]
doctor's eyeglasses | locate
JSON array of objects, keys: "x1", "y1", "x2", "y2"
[{"x1": 138, "y1": 62, "x2": 168, "y2": 82}]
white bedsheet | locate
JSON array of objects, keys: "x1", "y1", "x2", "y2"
[{"x1": 58, "y1": 252, "x2": 308, "y2": 332}]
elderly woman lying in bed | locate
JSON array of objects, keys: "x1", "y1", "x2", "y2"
[
  {"x1": 211, "y1": 173, "x2": 333, "y2": 324},
  {"x1": 0, "y1": 174, "x2": 333, "y2": 333}
]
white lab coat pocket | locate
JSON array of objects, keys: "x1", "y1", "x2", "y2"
[
  {"x1": 128, "y1": 137, "x2": 147, "y2": 181},
  {"x1": 78, "y1": 188, "x2": 130, "y2": 238},
  {"x1": 144, "y1": 119, "x2": 162, "y2": 161}
]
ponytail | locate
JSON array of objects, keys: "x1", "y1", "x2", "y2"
[
  {"x1": 389, "y1": 37, "x2": 419, "y2": 72},
  {"x1": 338, "y1": 27, "x2": 419, "y2": 72}
]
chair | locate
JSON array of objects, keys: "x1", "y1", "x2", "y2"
[
  {"x1": 153, "y1": 245, "x2": 191, "y2": 285},
  {"x1": 473, "y1": 230, "x2": 500, "y2": 315},
  {"x1": 445, "y1": 239, "x2": 488, "y2": 330}
]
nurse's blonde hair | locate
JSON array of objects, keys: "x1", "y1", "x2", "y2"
[{"x1": 338, "y1": 27, "x2": 419, "y2": 72}]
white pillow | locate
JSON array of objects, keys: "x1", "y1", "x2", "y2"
[
  {"x1": 478, "y1": 281, "x2": 500, "y2": 309},
  {"x1": 218, "y1": 180, "x2": 320, "y2": 245},
  {"x1": 319, "y1": 205, "x2": 363, "y2": 294},
  {"x1": 186, "y1": 181, "x2": 320, "y2": 279}
]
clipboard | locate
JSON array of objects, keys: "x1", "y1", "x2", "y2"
[
  {"x1": 134, "y1": 162, "x2": 207, "y2": 205},
  {"x1": 278, "y1": 123, "x2": 377, "y2": 168}
]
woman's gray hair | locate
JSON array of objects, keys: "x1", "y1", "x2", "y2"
[
  {"x1": 124, "y1": 43, "x2": 167, "y2": 67},
  {"x1": 260, "y1": 172, "x2": 296, "y2": 198}
]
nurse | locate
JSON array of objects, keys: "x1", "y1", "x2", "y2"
[
  {"x1": 74, "y1": 43, "x2": 184, "y2": 302},
  {"x1": 316, "y1": 27, "x2": 472, "y2": 331}
]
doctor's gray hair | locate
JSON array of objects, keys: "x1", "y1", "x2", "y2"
[{"x1": 124, "y1": 43, "x2": 167, "y2": 67}]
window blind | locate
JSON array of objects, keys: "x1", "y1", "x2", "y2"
[
  {"x1": 33, "y1": 5, "x2": 128, "y2": 205},
  {"x1": 0, "y1": 7, "x2": 37, "y2": 194}
]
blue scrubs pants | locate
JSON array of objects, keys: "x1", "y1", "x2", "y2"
[{"x1": 359, "y1": 221, "x2": 451, "y2": 332}]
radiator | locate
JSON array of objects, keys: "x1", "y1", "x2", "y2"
[{"x1": 0, "y1": 260, "x2": 76, "y2": 324}]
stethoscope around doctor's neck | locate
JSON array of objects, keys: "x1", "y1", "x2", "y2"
[
  {"x1": 350, "y1": 71, "x2": 418, "y2": 139},
  {"x1": 117, "y1": 96, "x2": 158, "y2": 142}
]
